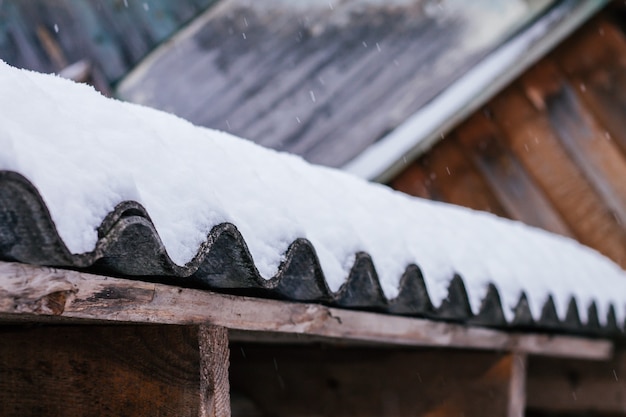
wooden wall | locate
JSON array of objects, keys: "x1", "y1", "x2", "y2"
[{"x1": 390, "y1": 12, "x2": 626, "y2": 269}]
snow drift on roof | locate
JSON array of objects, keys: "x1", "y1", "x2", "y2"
[{"x1": 1, "y1": 60, "x2": 626, "y2": 330}]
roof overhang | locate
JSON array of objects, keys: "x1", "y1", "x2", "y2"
[{"x1": 343, "y1": 0, "x2": 609, "y2": 182}]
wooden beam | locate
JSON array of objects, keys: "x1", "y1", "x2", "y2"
[
  {"x1": 0, "y1": 262, "x2": 612, "y2": 359},
  {"x1": 508, "y1": 353, "x2": 527, "y2": 417},
  {"x1": 199, "y1": 325, "x2": 231, "y2": 417}
]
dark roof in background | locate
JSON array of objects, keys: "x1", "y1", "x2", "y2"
[
  {"x1": 0, "y1": 171, "x2": 622, "y2": 337},
  {"x1": 117, "y1": 0, "x2": 556, "y2": 168},
  {"x1": 0, "y1": 0, "x2": 215, "y2": 85}
]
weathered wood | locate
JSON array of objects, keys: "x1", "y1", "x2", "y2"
[
  {"x1": 199, "y1": 325, "x2": 231, "y2": 417},
  {"x1": 0, "y1": 261, "x2": 613, "y2": 359},
  {"x1": 491, "y1": 86, "x2": 626, "y2": 268},
  {"x1": 0, "y1": 325, "x2": 203, "y2": 417},
  {"x1": 547, "y1": 83, "x2": 626, "y2": 228},
  {"x1": 117, "y1": 0, "x2": 548, "y2": 168},
  {"x1": 0, "y1": 0, "x2": 215, "y2": 84},
  {"x1": 229, "y1": 345, "x2": 526, "y2": 417},
  {"x1": 519, "y1": 59, "x2": 626, "y2": 229},
  {"x1": 391, "y1": 138, "x2": 511, "y2": 217},
  {"x1": 455, "y1": 113, "x2": 573, "y2": 237},
  {"x1": 508, "y1": 353, "x2": 527, "y2": 417},
  {"x1": 527, "y1": 350, "x2": 626, "y2": 414},
  {"x1": 388, "y1": 162, "x2": 433, "y2": 200},
  {"x1": 554, "y1": 20, "x2": 626, "y2": 156}
]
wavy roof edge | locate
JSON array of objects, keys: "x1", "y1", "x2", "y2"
[
  {"x1": 0, "y1": 170, "x2": 622, "y2": 337},
  {"x1": 343, "y1": 0, "x2": 609, "y2": 182}
]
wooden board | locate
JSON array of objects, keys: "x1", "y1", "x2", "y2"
[
  {"x1": 229, "y1": 344, "x2": 524, "y2": 417},
  {"x1": 199, "y1": 325, "x2": 231, "y2": 417},
  {"x1": 391, "y1": 138, "x2": 511, "y2": 217},
  {"x1": 0, "y1": 0, "x2": 215, "y2": 83},
  {"x1": 520, "y1": 59, "x2": 626, "y2": 229},
  {"x1": 489, "y1": 86, "x2": 626, "y2": 268},
  {"x1": 527, "y1": 350, "x2": 626, "y2": 414},
  {"x1": 390, "y1": 14, "x2": 626, "y2": 271},
  {"x1": 455, "y1": 113, "x2": 573, "y2": 237},
  {"x1": 0, "y1": 261, "x2": 613, "y2": 359},
  {"x1": 554, "y1": 19, "x2": 626, "y2": 156},
  {"x1": 0, "y1": 325, "x2": 202, "y2": 417},
  {"x1": 117, "y1": 0, "x2": 550, "y2": 168},
  {"x1": 0, "y1": 324, "x2": 231, "y2": 417}
]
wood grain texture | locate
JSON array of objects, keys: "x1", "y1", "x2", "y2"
[
  {"x1": 489, "y1": 86, "x2": 626, "y2": 268},
  {"x1": 554, "y1": 18, "x2": 626, "y2": 156},
  {"x1": 520, "y1": 59, "x2": 626, "y2": 229},
  {"x1": 391, "y1": 13, "x2": 626, "y2": 271},
  {"x1": 527, "y1": 350, "x2": 626, "y2": 414},
  {"x1": 117, "y1": 0, "x2": 542, "y2": 168},
  {"x1": 455, "y1": 113, "x2": 573, "y2": 237},
  {"x1": 199, "y1": 325, "x2": 231, "y2": 417},
  {"x1": 230, "y1": 345, "x2": 523, "y2": 417},
  {"x1": 508, "y1": 353, "x2": 527, "y2": 417},
  {"x1": 0, "y1": 261, "x2": 613, "y2": 359},
  {"x1": 391, "y1": 138, "x2": 511, "y2": 217},
  {"x1": 0, "y1": 0, "x2": 215, "y2": 83},
  {"x1": 0, "y1": 325, "x2": 202, "y2": 417}
]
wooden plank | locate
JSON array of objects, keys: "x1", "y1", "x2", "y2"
[
  {"x1": 455, "y1": 113, "x2": 574, "y2": 237},
  {"x1": 520, "y1": 59, "x2": 626, "y2": 229},
  {"x1": 0, "y1": 325, "x2": 203, "y2": 417},
  {"x1": 0, "y1": 261, "x2": 613, "y2": 359},
  {"x1": 229, "y1": 345, "x2": 525, "y2": 417},
  {"x1": 527, "y1": 350, "x2": 626, "y2": 414},
  {"x1": 391, "y1": 138, "x2": 511, "y2": 217},
  {"x1": 546, "y1": 83, "x2": 626, "y2": 227},
  {"x1": 199, "y1": 325, "x2": 231, "y2": 417},
  {"x1": 388, "y1": 162, "x2": 433, "y2": 200},
  {"x1": 118, "y1": 0, "x2": 547, "y2": 168},
  {"x1": 0, "y1": 0, "x2": 214, "y2": 84},
  {"x1": 555, "y1": 18, "x2": 626, "y2": 156},
  {"x1": 491, "y1": 86, "x2": 626, "y2": 268},
  {"x1": 508, "y1": 353, "x2": 527, "y2": 417},
  {"x1": 567, "y1": 66, "x2": 626, "y2": 158}
]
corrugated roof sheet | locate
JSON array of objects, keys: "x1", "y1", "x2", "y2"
[
  {"x1": 0, "y1": 170, "x2": 622, "y2": 336},
  {"x1": 2, "y1": 59, "x2": 626, "y2": 338}
]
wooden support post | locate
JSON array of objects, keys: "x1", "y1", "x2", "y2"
[
  {"x1": 199, "y1": 325, "x2": 231, "y2": 417},
  {"x1": 508, "y1": 353, "x2": 527, "y2": 417}
]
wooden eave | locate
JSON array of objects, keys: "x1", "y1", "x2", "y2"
[
  {"x1": 5, "y1": 261, "x2": 626, "y2": 416},
  {"x1": 0, "y1": 261, "x2": 612, "y2": 360}
]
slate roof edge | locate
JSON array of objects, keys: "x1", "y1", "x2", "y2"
[
  {"x1": 1, "y1": 170, "x2": 623, "y2": 338},
  {"x1": 342, "y1": 0, "x2": 609, "y2": 183}
]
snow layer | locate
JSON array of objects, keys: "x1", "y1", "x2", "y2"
[{"x1": 1, "y1": 60, "x2": 626, "y2": 325}]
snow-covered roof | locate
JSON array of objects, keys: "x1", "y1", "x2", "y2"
[{"x1": 1, "y1": 61, "x2": 626, "y2": 334}]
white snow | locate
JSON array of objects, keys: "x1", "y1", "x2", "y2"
[{"x1": 1, "y1": 60, "x2": 626, "y2": 326}]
